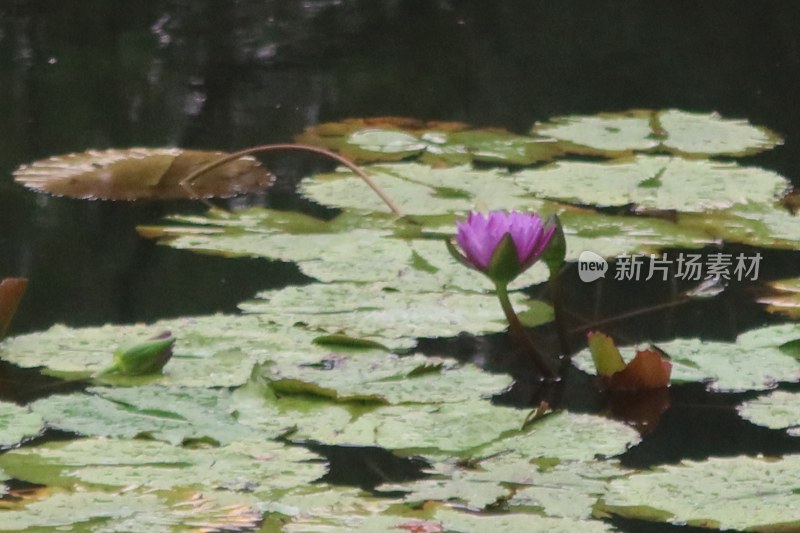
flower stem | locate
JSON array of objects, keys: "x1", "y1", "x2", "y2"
[
  {"x1": 495, "y1": 283, "x2": 557, "y2": 378},
  {"x1": 178, "y1": 143, "x2": 404, "y2": 216}
]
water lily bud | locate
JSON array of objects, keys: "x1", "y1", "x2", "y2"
[
  {"x1": 106, "y1": 331, "x2": 175, "y2": 376},
  {"x1": 449, "y1": 211, "x2": 556, "y2": 286}
]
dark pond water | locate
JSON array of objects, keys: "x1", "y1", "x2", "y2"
[{"x1": 2, "y1": 2, "x2": 800, "y2": 531}]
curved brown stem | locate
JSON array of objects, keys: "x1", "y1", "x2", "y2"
[{"x1": 179, "y1": 143, "x2": 404, "y2": 216}]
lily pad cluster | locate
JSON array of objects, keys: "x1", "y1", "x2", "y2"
[{"x1": 1, "y1": 110, "x2": 800, "y2": 531}]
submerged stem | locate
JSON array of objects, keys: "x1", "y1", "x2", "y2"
[
  {"x1": 495, "y1": 283, "x2": 557, "y2": 378},
  {"x1": 179, "y1": 143, "x2": 404, "y2": 216}
]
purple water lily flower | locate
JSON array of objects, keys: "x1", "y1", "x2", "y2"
[{"x1": 453, "y1": 211, "x2": 556, "y2": 284}]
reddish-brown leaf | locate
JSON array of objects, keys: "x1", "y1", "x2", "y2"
[
  {"x1": 605, "y1": 348, "x2": 672, "y2": 391},
  {"x1": 0, "y1": 277, "x2": 28, "y2": 339}
]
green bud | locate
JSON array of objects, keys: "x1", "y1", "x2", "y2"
[
  {"x1": 541, "y1": 214, "x2": 566, "y2": 278},
  {"x1": 101, "y1": 331, "x2": 175, "y2": 376}
]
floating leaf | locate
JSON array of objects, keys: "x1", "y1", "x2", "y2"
[
  {"x1": 572, "y1": 323, "x2": 800, "y2": 392},
  {"x1": 0, "y1": 437, "x2": 325, "y2": 495},
  {"x1": 239, "y1": 282, "x2": 552, "y2": 350},
  {"x1": 264, "y1": 352, "x2": 514, "y2": 405},
  {"x1": 0, "y1": 314, "x2": 318, "y2": 386},
  {"x1": 759, "y1": 277, "x2": 800, "y2": 319},
  {"x1": 499, "y1": 460, "x2": 629, "y2": 520},
  {"x1": 678, "y1": 201, "x2": 800, "y2": 249},
  {"x1": 0, "y1": 488, "x2": 263, "y2": 532},
  {"x1": 300, "y1": 164, "x2": 547, "y2": 216},
  {"x1": 657, "y1": 109, "x2": 782, "y2": 157},
  {"x1": 532, "y1": 109, "x2": 781, "y2": 157},
  {"x1": 533, "y1": 111, "x2": 659, "y2": 156},
  {"x1": 30, "y1": 386, "x2": 260, "y2": 445},
  {"x1": 292, "y1": 400, "x2": 530, "y2": 454},
  {"x1": 379, "y1": 457, "x2": 627, "y2": 516},
  {"x1": 296, "y1": 119, "x2": 560, "y2": 166},
  {"x1": 512, "y1": 155, "x2": 789, "y2": 212},
  {"x1": 13, "y1": 148, "x2": 273, "y2": 200},
  {"x1": 0, "y1": 401, "x2": 44, "y2": 448},
  {"x1": 143, "y1": 208, "x2": 554, "y2": 291},
  {"x1": 600, "y1": 455, "x2": 800, "y2": 531},
  {"x1": 737, "y1": 390, "x2": 800, "y2": 437},
  {"x1": 477, "y1": 411, "x2": 641, "y2": 462},
  {"x1": 0, "y1": 277, "x2": 28, "y2": 339},
  {"x1": 432, "y1": 508, "x2": 614, "y2": 533}
]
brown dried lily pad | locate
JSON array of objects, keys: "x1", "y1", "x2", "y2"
[{"x1": 14, "y1": 148, "x2": 274, "y2": 200}]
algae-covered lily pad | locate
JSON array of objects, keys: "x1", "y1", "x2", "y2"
[
  {"x1": 572, "y1": 323, "x2": 800, "y2": 392},
  {"x1": 300, "y1": 163, "x2": 549, "y2": 216},
  {"x1": 477, "y1": 411, "x2": 641, "y2": 462},
  {"x1": 379, "y1": 457, "x2": 627, "y2": 516},
  {"x1": 737, "y1": 390, "x2": 800, "y2": 437},
  {"x1": 0, "y1": 314, "x2": 318, "y2": 386},
  {"x1": 512, "y1": 155, "x2": 789, "y2": 212},
  {"x1": 678, "y1": 201, "x2": 800, "y2": 249},
  {"x1": 239, "y1": 281, "x2": 551, "y2": 350},
  {"x1": 0, "y1": 488, "x2": 264, "y2": 532},
  {"x1": 292, "y1": 400, "x2": 530, "y2": 454},
  {"x1": 14, "y1": 148, "x2": 273, "y2": 200},
  {"x1": 657, "y1": 109, "x2": 782, "y2": 157},
  {"x1": 142, "y1": 207, "x2": 554, "y2": 291},
  {"x1": 533, "y1": 109, "x2": 781, "y2": 157},
  {"x1": 30, "y1": 386, "x2": 260, "y2": 445},
  {"x1": 0, "y1": 437, "x2": 326, "y2": 495},
  {"x1": 264, "y1": 352, "x2": 514, "y2": 404},
  {"x1": 533, "y1": 111, "x2": 659, "y2": 156},
  {"x1": 296, "y1": 118, "x2": 560, "y2": 166},
  {"x1": 0, "y1": 401, "x2": 44, "y2": 447},
  {"x1": 600, "y1": 454, "x2": 800, "y2": 531}
]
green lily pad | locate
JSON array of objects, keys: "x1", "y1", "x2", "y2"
[
  {"x1": 292, "y1": 400, "x2": 530, "y2": 454},
  {"x1": 556, "y1": 207, "x2": 713, "y2": 259},
  {"x1": 281, "y1": 499, "x2": 613, "y2": 533},
  {"x1": 0, "y1": 401, "x2": 44, "y2": 447},
  {"x1": 30, "y1": 386, "x2": 260, "y2": 445},
  {"x1": 0, "y1": 314, "x2": 319, "y2": 386},
  {"x1": 532, "y1": 109, "x2": 781, "y2": 158},
  {"x1": 145, "y1": 207, "x2": 555, "y2": 292},
  {"x1": 379, "y1": 457, "x2": 627, "y2": 516},
  {"x1": 239, "y1": 282, "x2": 552, "y2": 350},
  {"x1": 0, "y1": 437, "x2": 326, "y2": 495},
  {"x1": 501, "y1": 460, "x2": 629, "y2": 519},
  {"x1": 477, "y1": 411, "x2": 641, "y2": 462},
  {"x1": 533, "y1": 111, "x2": 659, "y2": 156},
  {"x1": 13, "y1": 148, "x2": 273, "y2": 200},
  {"x1": 657, "y1": 109, "x2": 782, "y2": 157},
  {"x1": 263, "y1": 351, "x2": 514, "y2": 404},
  {"x1": 512, "y1": 155, "x2": 789, "y2": 212},
  {"x1": 300, "y1": 163, "x2": 548, "y2": 216},
  {"x1": 151, "y1": 203, "x2": 712, "y2": 275},
  {"x1": 600, "y1": 455, "x2": 800, "y2": 531},
  {"x1": 230, "y1": 377, "x2": 359, "y2": 441},
  {"x1": 433, "y1": 508, "x2": 614, "y2": 533},
  {"x1": 296, "y1": 119, "x2": 561, "y2": 166},
  {"x1": 572, "y1": 323, "x2": 800, "y2": 392},
  {"x1": 678, "y1": 201, "x2": 800, "y2": 250},
  {"x1": 737, "y1": 391, "x2": 800, "y2": 437},
  {"x1": 0, "y1": 488, "x2": 263, "y2": 532},
  {"x1": 378, "y1": 473, "x2": 512, "y2": 510}
]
